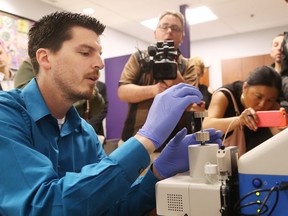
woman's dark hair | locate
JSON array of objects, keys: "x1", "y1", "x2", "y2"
[{"x1": 246, "y1": 66, "x2": 282, "y2": 94}]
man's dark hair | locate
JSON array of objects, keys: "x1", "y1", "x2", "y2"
[
  {"x1": 281, "y1": 32, "x2": 288, "y2": 76},
  {"x1": 28, "y1": 11, "x2": 106, "y2": 73}
]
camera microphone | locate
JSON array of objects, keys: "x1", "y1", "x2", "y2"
[{"x1": 148, "y1": 45, "x2": 157, "y2": 57}]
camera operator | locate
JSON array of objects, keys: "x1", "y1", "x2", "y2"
[{"x1": 118, "y1": 10, "x2": 204, "y2": 152}]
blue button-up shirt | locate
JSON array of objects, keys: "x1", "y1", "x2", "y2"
[{"x1": 0, "y1": 79, "x2": 158, "y2": 216}]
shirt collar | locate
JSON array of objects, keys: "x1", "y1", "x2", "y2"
[
  {"x1": 21, "y1": 78, "x2": 82, "y2": 130},
  {"x1": 21, "y1": 78, "x2": 50, "y2": 122}
]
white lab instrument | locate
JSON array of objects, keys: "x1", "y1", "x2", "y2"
[
  {"x1": 156, "y1": 140, "x2": 238, "y2": 215},
  {"x1": 156, "y1": 126, "x2": 288, "y2": 216},
  {"x1": 238, "y1": 128, "x2": 288, "y2": 215}
]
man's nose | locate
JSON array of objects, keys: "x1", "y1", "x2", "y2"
[{"x1": 93, "y1": 56, "x2": 104, "y2": 70}]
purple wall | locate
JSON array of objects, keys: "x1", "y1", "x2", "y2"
[
  {"x1": 105, "y1": 5, "x2": 190, "y2": 139},
  {"x1": 104, "y1": 54, "x2": 130, "y2": 139},
  {"x1": 180, "y1": 4, "x2": 191, "y2": 58}
]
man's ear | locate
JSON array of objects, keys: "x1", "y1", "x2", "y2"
[{"x1": 36, "y1": 48, "x2": 51, "y2": 71}]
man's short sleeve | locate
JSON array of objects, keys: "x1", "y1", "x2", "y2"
[{"x1": 119, "y1": 53, "x2": 141, "y2": 86}]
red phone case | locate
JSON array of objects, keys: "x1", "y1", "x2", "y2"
[{"x1": 256, "y1": 110, "x2": 287, "y2": 127}]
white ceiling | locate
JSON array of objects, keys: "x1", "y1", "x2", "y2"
[{"x1": 40, "y1": 0, "x2": 288, "y2": 44}]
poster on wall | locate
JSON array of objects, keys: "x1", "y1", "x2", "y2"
[{"x1": 0, "y1": 11, "x2": 34, "y2": 70}]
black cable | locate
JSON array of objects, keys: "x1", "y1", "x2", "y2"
[
  {"x1": 234, "y1": 188, "x2": 271, "y2": 212},
  {"x1": 236, "y1": 181, "x2": 288, "y2": 216},
  {"x1": 279, "y1": 181, "x2": 288, "y2": 190},
  {"x1": 257, "y1": 186, "x2": 277, "y2": 216},
  {"x1": 267, "y1": 189, "x2": 279, "y2": 216},
  {"x1": 239, "y1": 201, "x2": 268, "y2": 215},
  {"x1": 234, "y1": 187, "x2": 281, "y2": 215}
]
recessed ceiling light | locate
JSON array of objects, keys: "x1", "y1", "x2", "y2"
[
  {"x1": 186, "y1": 6, "x2": 218, "y2": 25},
  {"x1": 141, "y1": 6, "x2": 218, "y2": 30},
  {"x1": 140, "y1": 17, "x2": 158, "y2": 30},
  {"x1": 82, "y1": 8, "x2": 95, "y2": 15}
]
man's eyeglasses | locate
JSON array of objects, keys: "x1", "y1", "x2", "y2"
[{"x1": 157, "y1": 24, "x2": 182, "y2": 33}]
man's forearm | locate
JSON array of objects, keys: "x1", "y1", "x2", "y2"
[{"x1": 118, "y1": 84, "x2": 156, "y2": 103}]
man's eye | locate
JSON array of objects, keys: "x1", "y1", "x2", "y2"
[{"x1": 80, "y1": 52, "x2": 89, "y2": 56}]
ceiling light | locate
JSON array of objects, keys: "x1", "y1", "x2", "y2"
[
  {"x1": 140, "y1": 17, "x2": 158, "y2": 30},
  {"x1": 141, "y1": 6, "x2": 218, "y2": 30},
  {"x1": 186, "y1": 6, "x2": 218, "y2": 25},
  {"x1": 82, "y1": 8, "x2": 95, "y2": 15}
]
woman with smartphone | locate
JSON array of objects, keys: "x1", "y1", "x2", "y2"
[{"x1": 203, "y1": 66, "x2": 285, "y2": 155}]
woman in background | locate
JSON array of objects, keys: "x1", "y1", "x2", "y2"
[
  {"x1": 190, "y1": 56, "x2": 214, "y2": 132},
  {"x1": 0, "y1": 39, "x2": 15, "y2": 91},
  {"x1": 191, "y1": 56, "x2": 213, "y2": 109},
  {"x1": 203, "y1": 66, "x2": 284, "y2": 154}
]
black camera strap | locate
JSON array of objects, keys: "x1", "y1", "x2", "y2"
[
  {"x1": 178, "y1": 57, "x2": 187, "y2": 76},
  {"x1": 136, "y1": 48, "x2": 151, "y2": 73}
]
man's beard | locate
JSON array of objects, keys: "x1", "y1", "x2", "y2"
[
  {"x1": 54, "y1": 75, "x2": 94, "y2": 103},
  {"x1": 66, "y1": 87, "x2": 94, "y2": 102}
]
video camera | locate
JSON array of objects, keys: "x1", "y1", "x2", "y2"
[{"x1": 148, "y1": 40, "x2": 178, "y2": 80}]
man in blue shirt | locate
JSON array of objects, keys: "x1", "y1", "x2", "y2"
[{"x1": 0, "y1": 12, "x2": 222, "y2": 216}]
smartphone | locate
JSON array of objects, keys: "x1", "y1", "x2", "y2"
[{"x1": 256, "y1": 110, "x2": 287, "y2": 127}]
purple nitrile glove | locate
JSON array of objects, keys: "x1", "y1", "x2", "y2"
[
  {"x1": 154, "y1": 128, "x2": 223, "y2": 179},
  {"x1": 137, "y1": 83, "x2": 203, "y2": 149}
]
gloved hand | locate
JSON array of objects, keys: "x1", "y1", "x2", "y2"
[
  {"x1": 154, "y1": 128, "x2": 223, "y2": 179},
  {"x1": 137, "y1": 83, "x2": 203, "y2": 149}
]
